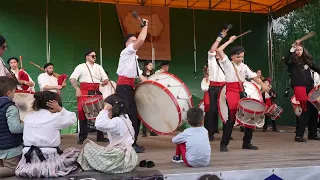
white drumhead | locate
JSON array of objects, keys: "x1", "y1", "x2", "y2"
[
  {"x1": 13, "y1": 91, "x2": 35, "y2": 121},
  {"x1": 308, "y1": 85, "x2": 320, "y2": 102},
  {"x1": 244, "y1": 81, "x2": 263, "y2": 102},
  {"x1": 239, "y1": 98, "x2": 266, "y2": 113},
  {"x1": 99, "y1": 81, "x2": 116, "y2": 99},
  {"x1": 198, "y1": 100, "x2": 206, "y2": 116}
]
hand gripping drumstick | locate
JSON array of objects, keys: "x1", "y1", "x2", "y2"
[
  {"x1": 224, "y1": 24, "x2": 233, "y2": 33},
  {"x1": 236, "y1": 30, "x2": 252, "y2": 39},
  {"x1": 132, "y1": 10, "x2": 146, "y2": 28}
]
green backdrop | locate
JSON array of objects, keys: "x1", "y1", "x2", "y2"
[{"x1": 0, "y1": 0, "x2": 268, "y2": 133}]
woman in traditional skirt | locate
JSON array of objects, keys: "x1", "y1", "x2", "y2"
[
  {"x1": 15, "y1": 91, "x2": 80, "y2": 178},
  {"x1": 77, "y1": 94, "x2": 138, "y2": 173}
]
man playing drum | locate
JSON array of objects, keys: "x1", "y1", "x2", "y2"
[
  {"x1": 70, "y1": 49, "x2": 109, "y2": 144},
  {"x1": 216, "y1": 31, "x2": 269, "y2": 152},
  {"x1": 205, "y1": 31, "x2": 226, "y2": 141},
  {"x1": 116, "y1": 19, "x2": 148, "y2": 153}
]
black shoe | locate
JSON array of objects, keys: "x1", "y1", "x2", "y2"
[
  {"x1": 97, "y1": 137, "x2": 109, "y2": 142},
  {"x1": 308, "y1": 136, "x2": 320, "y2": 140},
  {"x1": 133, "y1": 143, "x2": 145, "y2": 150},
  {"x1": 142, "y1": 132, "x2": 147, "y2": 137},
  {"x1": 242, "y1": 143, "x2": 258, "y2": 150},
  {"x1": 77, "y1": 140, "x2": 84, "y2": 145},
  {"x1": 133, "y1": 144, "x2": 145, "y2": 153},
  {"x1": 220, "y1": 145, "x2": 228, "y2": 152},
  {"x1": 230, "y1": 136, "x2": 234, "y2": 140},
  {"x1": 240, "y1": 127, "x2": 244, "y2": 132},
  {"x1": 209, "y1": 135, "x2": 214, "y2": 141},
  {"x1": 295, "y1": 136, "x2": 307, "y2": 142},
  {"x1": 272, "y1": 128, "x2": 278, "y2": 132},
  {"x1": 150, "y1": 132, "x2": 158, "y2": 136}
]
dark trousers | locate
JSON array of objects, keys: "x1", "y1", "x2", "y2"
[
  {"x1": 263, "y1": 116, "x2": 277, "y2": 130},
  {"x1": 78, "y1": 90, "x2": 105, "y2": 142},
  {"x1": 296, "y1": 86, "x2": 318, "y2": 138},
  {"x1": 116, "y1": 85, "x2": 140, "y2": 143},
  {"x1": 204, "y1": 86, "x2": 222, "y2": 136},
  {"x1": 221, "y1": 92, "x2": 252, "y2": 146}
]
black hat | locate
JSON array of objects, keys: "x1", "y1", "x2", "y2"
[
  {"x1": 44, "y1": 62, "x2": 54, "y2": 69},
  {"x1": 84, "y1": 49, "x2": 95, "y2": 58},
  {"x1": 160, "y1": 61, "x2": 169, "y2": 67},
  {"x1": 7, "y1": 57, "x2": 19, "y2": 65},
  {"x1": 229, "y1": 46, "x2": 245, "y2": 56},
  {"x1": 123, "y1": 34, "x2": 136, "y2": 48}
]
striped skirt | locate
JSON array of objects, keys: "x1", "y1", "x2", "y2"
[
  {"x1": 15, "y1": 147, "x2": 81, "y2": 178},
  {"x1": 77, "y1": 140, "x2": 138, "y2": 174}
]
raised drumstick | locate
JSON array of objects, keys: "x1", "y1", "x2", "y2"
[
  {"x1": 299, "y1": 31, "x2": 316, "y2": 41},
  {"x1": 132, "y1": 10, "x2": 146, "y2": 27},
  {"x1": 236, "y1": 30, "x2": 252, "y2": 39}
]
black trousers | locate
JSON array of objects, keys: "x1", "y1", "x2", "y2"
[
  {"x1": 221, "y1": 93, "x2": 253, "y2": 146},
  {"x1": 296, "y1": 86, "x2": 318, "y2": 138},
  {"x1": 78, "y1": 90, "x2": 105, "y2": 142},
  {"x1": 204, "y1": 86, "x2": 222, "y2": 136},
  {"x1": 263, "y1": 116, "x2": 277, "y2": 130},
  {"x1": 116, "y1": 84, "x2": 140, "y2": 143}
]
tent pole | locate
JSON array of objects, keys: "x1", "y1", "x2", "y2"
[
  {"x1": 99, "y1": 3, "x2": 102, "y2": 66},
  {"x1": 192, "y1": 1, "x2": 197, "y2": 79},
  {"x1": 46, "y1": 0, "x2": 49, "y2": 63},
  {"x1": 268, "y1": 7, "x2": 273, "y2": 80}
]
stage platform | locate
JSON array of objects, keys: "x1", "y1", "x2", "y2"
[{"x1": 4, "y1": 126, "x2": 320, "y2": 180}]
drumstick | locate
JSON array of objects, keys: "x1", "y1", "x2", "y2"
[
  {"x1": 299, "y1": 31, "x2": 316, "y2": 42},
  {"x1": 19, "y1": 56, "x2": 23, "y2": 69},
  {"x1": 236, "y1": 30, "x2": 252, "y2": 39},
  {"x1": 224, "y1": 24, "x2": 233, "y2": 33},
  {"x1": 132, "y1": 10, "x2": 146, "y2": 27},
  {"x1": 29, "y1": 61, "x2": 61, "y2": 77}
]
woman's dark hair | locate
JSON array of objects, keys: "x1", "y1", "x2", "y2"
[
  {"x1": 291, "y1": 45, "x2": 314, "y2": 67},
  {"x1": 198, "y1": 174, "x2": 221, "y2": 180},
  {"x1": 104, "y1": 94, "x2": 127, "y2": 118},
  {"x1": 0, "y1": 36, "x2": 6, "y2": 47},
  {"x1": 142, "y1": 61, "x2": 154, "y2": 77},
  {"x1": 32, "y1": 91, "x2": 62, "y2": 111}
]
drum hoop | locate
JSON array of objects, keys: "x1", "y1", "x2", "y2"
[
  {"x1": 266, "y1": 104, "x2": 276, "y2": 113},
  {"x1": 82, "y1": 95, "x2": 103, "y2": 105},
  {"x1": 238, "y1": 98, "x2": 266, "y2": 115},
  {"x1": 291, "y1": 95, "x2": 300, "y2": 106},
  {"x1": 15, "y1": 90, "x2": 35, "y2": 94},
  {"x1": 135, "y1": 80, "x2": 183, "y2": 135},
  {"x1": 307, "y1": 85, "x2": 320, "y2": 102},
  {"x1": 198, "y1": 99, "x2": 204, "y2": 108},
  {"x1": 246, "y1": 82, "x2": 263, "y2": 102},
  {"x1": 236, "y1": 118, "x2": 257, "y2": 129},
  {"x1": 217, "y1": 85, "x2": 227, "y2": 124},
  {"x1": 272, "y1": 109, "x2": 283, "y2": 120}
]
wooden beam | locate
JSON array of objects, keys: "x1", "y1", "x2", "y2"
[
  {"x1": 188, "y1": 0, "x2": 200, "y2": 8},
  {"x1": 210, "y1": 0, "x2": 225, "y2": 10},
  {"x1": 233, "y1": 2, "x2": 250, "y2": 11}
]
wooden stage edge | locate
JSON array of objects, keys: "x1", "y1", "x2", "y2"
[{"x1": 5, "y1": 126, "x2": 320, "y2": 179}]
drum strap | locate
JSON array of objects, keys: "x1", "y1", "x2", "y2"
[
  {"x1": 122, "y1": 115, "x2": 135, "y2": 141},
  {"x1": 232, "y1": 63, "x2": 244, "y2": 92},
  {"x1": 216, "y1": 59, "x2": 225, "y2": 75}
]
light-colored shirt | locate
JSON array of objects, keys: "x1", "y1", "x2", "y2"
[
  {"x1": 38, "y1": 73, "x2": 58, "y2": 93},
  {"x1": 172, "y1": 127, "x2": 211, "y2": 167},
  {"x1": 22, "y1": 108, "x2": 76, "y2": 154},
  {"x1": 70, "y1": 62, "x2": 108, "y2": 83},
  {"x1": 0, "y1": 57, "x2": 10, "y2": 77},
  {"x1": 312, "y1": 70, "x2": 320, "y2": 86},
  {"x1": 208, "y1": 51, "x2": 226, "y2": 82},
  {"x1": 0, "y1": 104, "x2": 24, "y2": 159},
  {"x1": 11, "y1": 69, "x2": 35, "y2": 92},
  {"x1": 201, "y1": 78, "x2": 209, "y2": 92},
  {"x1": 155, "y1": 69, "x2": 164, "y2": 74},
  {"x1": 220, "y1": 56, "x2": 257, "y2": 82},
  {"x1": 117, "y1": 44, "x2": 143, "y2": 78}
]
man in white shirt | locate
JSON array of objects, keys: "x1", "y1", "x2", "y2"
[
  {"x1": 0, "y1": 36, "x2": 14, "y2": 78},
  {"x1": 155, "y1": 61, "x2": 169, "y2": 74},
  {"x1": 205, "y1": 30, "x2": 226, "y2": 141},
  {"x1": 216, "y1": 32, "x2": 269, "y2": 152},
  {"x1": 7, "y1": 57, "x2": 35, "y2": 91},
  {"x1": 38, "y1": 63, "x2": 62, "y2": 93},
  {"x1": 70, "y1": 49, "x2": 109, "y2": 144},
  {"x1": 116, "y1": 19, "x2": 148, "y2": 153}
]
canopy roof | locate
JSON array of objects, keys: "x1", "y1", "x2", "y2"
[{"x1": 73, "y1": 0, "x2": 310, "y2": 17}]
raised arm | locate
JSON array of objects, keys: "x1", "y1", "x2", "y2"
[
  {"x1": 132, "y1": 19, "x2": 149, "y2": 51},
  {"x1": 209, "y1": 29, "x2": 228, "y2": 53},
  {"x1": 216, "y1": 35, "x2": 237, "y2": 60}
]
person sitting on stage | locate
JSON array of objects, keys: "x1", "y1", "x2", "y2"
[
  {"x1": 15, "y1": 91, "x2": 80, "y2": 178},
  {"x1": 216, "y1": 33, "x2": 269, "y2": 152},
  {"x1": 7, "y1": 57, "x2": 35, "y2": 91},
  {"x1": 262, "y1": 78, "x2": 278, "y2": 132},
  {"x1": 70, "y1": 49, "x2": 109, "y2": 144},
  {"x1": 77, "y1": 94, "x2": 138, "y2": 174},
  {"x1": 116, "y1": 19, "x2": 148, "y2": 153},
  {"x1": 155, "y1": 61, "x2": 169, "y2": 74},
  {"x1": 141, "y1": 61, "x2": 158, "y2": 137},
  {"x1": 284, "y1": 39, "x2": 320, "y2": 142},
  {"x1": 172, "y1": 107, "x2": 210, "y2": 167},
  {"x1": 38, "y1": 63, "x2": 64, "y2": 93},
  {"x1": 0, "y1": 77, "x2": 23, "y2": 178}
]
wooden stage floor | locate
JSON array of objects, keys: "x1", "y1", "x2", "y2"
[{"x1": 5, "y1": 126, "x2": 320, "y2": 179}]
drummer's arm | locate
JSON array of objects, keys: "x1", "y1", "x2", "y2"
[
  {"x1": 216, "y1": 36, "x2": 237, "y2": 60},
  {"x1": 247, "y1": 66, "x2": 269, "y2": 92},
  {"x1": 6, "y1": 106, "x2": 24, "y2": 134},
  {"x1": 137, "y1": 67, "x2": 147, "y2": 82},
  {"x1": 100, "y1": 66, "x2": 109, "y2": 86}
]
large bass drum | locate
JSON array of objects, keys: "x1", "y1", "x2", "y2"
[
  {"x1": 13, "y1": 90, "x2": 35, "y2": 121},
  {"x1": 134, "y1": 72, "x2": 193, "y2": 135}
]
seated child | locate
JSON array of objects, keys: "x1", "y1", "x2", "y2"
[
  {"x1": 15, "y1": 91, "x2": 80, "y2": 178},
  {"x1": 172, "y1": 107, "x2": 211, "y2": 167},
  {"x1": 77, "y1": 94, "x2": 138, "y2": 173},
  {"x1": 0, "y1": 77, "x2": 23, "y2": 178}
]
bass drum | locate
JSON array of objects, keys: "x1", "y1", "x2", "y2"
[{"x1": 13, "y1": 90, "x2": 35, "y2": 121}]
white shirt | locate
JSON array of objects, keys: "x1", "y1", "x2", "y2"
[
  {"x1": 22, "y1": 108, "x2": 76, "y2": 154},
  {"x1": 172, "y1": 127, "x2": 211, "y2": 167},
  {"x1": 312, "y1": 70, "x2": 320, "y2": 86},
  {"x1": 155, "y1": 69, "x2": 164, "y2": 74},
  {"x1": 201, "y1": 78, "x2": 209, "y2": 92},
  {"x1": 38, "y1": 73, "x2": 58, "y2": 93},
  {"x1": 11, "y1": 69, "x2": 35, "y2": 92},
  {"x1": 220, "y1": 56, "x2": 257, "y2": 82},
  {"x1": 0, "y1": 57, "x2": 9, "y2": 76},
  {"x1": 70, "y1": 62, "x2": 108, "y2": 83},
  {"x1": 117, "y1": 44, "x2": 143, "y2": 78},
  {"x1": 208, "y1": 51, "x2": 226, "y2": 82}
]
